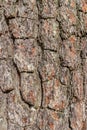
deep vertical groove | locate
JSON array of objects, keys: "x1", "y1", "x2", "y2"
[
  {"x1": 37, "y1": 69, "x2": 43, "y2": 108},
  {"x1": 36, "y1": 0, "x2": 44, "y2": 109}
]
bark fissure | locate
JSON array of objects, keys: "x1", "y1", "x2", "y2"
[{"x1": 0, "y1": 0, "x2": 87, "y2": 129}]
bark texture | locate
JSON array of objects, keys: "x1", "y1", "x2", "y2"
[{"x1": 0, "y1": 0, "x2": 87, "y2": 130}]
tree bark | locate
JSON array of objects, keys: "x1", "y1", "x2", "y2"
[{"x1": 0, "y1": 0, "x2": 87, "y2": 130}]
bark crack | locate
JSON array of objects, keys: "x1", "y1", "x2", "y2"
[{"x1": 37, "y1": 69, "x2": 43, "y2": 108}]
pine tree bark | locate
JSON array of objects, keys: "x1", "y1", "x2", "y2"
[{"x1": 0, "y1": 0, "x2": 87, "y2": 130}]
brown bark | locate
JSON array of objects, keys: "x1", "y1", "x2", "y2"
[{"x1": 0, "y1": 0, "x2": 87, "y2": 130}]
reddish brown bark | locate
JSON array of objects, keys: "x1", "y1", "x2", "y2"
[{"x1": 0, "y1": 0, "x2": 87, "y2": 130}]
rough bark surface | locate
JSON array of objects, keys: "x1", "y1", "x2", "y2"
[{"x1": 0, "y1": 0, "x2": 87, "y2": 130}]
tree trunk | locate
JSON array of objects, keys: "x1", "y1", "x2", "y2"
[{"x1": 0, "y1": 0, "x2": 87, "y2": 130}]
